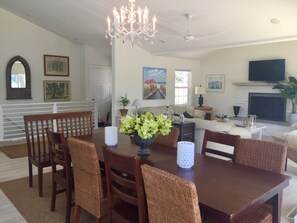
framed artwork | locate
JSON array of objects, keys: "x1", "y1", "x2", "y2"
[
  {"x1": 206, "y1": 75, "x2": 225, "y2": 92},
  {"x1": 43, "y1": 80, "x2": 71, "y2": 101},
  {"x1": 44, "y1": 55, "x2": 69, "y2": 76},
  {"x1": 143, "y1": 67, "x2": 167, "y2": 100}
]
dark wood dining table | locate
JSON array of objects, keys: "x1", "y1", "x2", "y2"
[{"x1": 76, "y1": 130, "x2": 290, "y2": 223}]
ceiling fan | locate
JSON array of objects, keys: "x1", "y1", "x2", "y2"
[{"x1": 177, "y1": 13, "x2": 224, "y2": 42}]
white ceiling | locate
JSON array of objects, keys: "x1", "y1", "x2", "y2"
[{"x1": 1, "y1": 0, "x2": 297, "y2": 59}]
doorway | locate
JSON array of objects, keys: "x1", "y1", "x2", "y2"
[{"x1": 88, "y1": 65, "x2": 112, "y2": 126}]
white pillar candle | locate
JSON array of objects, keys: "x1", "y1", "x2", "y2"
[
  {"x1": 105, "y1": 126, "x2": 118, "y2": 146},
  {"x1": 177, "y1": 141, "x2": 195, "y2": 169}
]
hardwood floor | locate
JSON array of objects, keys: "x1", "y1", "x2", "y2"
[{"x1": 0, "y1": 150, "x2": 296, "y2": 222}]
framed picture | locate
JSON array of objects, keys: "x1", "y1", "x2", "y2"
[
  {"x1": 43, "y1": 80, "x2": 71, "y2": 101},
  {"x1": 44, "y1": 55, "x2": 69, "y2": 76},
  {"x1": 206, "y1": 75, "x2": 225, "y2": 92},
  {"x1": 143, "y1": 67, "x2": 167, "y2": 100}
]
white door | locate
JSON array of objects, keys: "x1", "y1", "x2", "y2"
[{"x1": 88, "y1": 65, "x2": 112, "y2": 125}]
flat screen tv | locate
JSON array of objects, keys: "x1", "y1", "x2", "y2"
[{"x1": 248, "y1": 59, "x2": 285, "y2": 82}]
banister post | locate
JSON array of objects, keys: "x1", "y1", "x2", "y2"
[
  {"x1": 0, "y1": 105, "x2": 3, "y2": 141},
  {"x1": 94, "y1": 101, "x2": 98, "y2": 128}
]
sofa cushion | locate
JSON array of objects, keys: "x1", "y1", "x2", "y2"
[{"x1": 183, "y1": 111, "x2": 193, "y2": 118}]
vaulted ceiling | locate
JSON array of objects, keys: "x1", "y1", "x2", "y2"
[{"x1": 0, "y1": 0, "x2": 296, "y2": 59}]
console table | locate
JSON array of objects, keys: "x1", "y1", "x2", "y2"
[
  {"x1": 172, "y1": 122, "x2": 195, "y2": 142},
  {"x1": 195, "y1": 106, "x2": 213, "y2": 120}
]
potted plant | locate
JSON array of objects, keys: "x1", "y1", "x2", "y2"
[
  {"x1": 120, "y1": 112, "x2": 172, "y2": 155},
  {"x1": 119, "y1": 95, "x2": 130, "y2": 116},
  {"x1": 215, "y1": 114, "x2": 229, "y2": 122},
  {"x1": 273, "y1": 76, "x2": 297, "y2": 123}
]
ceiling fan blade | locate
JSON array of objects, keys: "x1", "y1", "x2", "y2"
[{"x1": 193, "y1": 31, "x2": 226, "y2": 41}]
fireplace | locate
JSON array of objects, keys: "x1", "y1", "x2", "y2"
[{"x1": 248, "y1": 93, "x2": 286, "y2": 121}]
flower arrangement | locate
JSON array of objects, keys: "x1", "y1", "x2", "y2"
[{"x1": 120, "y1": 112, "x2": 172, "y2": 139}]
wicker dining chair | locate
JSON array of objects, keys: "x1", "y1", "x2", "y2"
[
  {"x1": 153, "y1": 127, "x2": 179, "y2": 148},
  {"x1": 202, "y1": 129, "x2": 240, "y2": 161},
  {"x1": 46, "y1": 129, "x2": 74, "y2": 223},
  {"x1": 67, "y1": 137, "x2": 108, "y2": 223},
  {"x1": 235, "y1": 138, "x2": 287, "y2": 223},
  {"x1": 141, "y1": 164, "x2": 202, "y2": 223},
  {"x1": 102, "y1": 146, "x2": 147, "y2": 223}
]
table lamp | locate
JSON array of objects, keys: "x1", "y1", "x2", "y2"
[
  {"x1": 195, "y1": 85, "x2": 206, "y2": 107},
  {"x1": 132, "y1": 99, "x2": 141, "y2": 116}
]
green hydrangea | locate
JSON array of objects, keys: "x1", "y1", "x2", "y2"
[{"x1": 120, "y1": 112, "x2": 172, "y2": 139}]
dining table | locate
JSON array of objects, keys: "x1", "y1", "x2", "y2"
[{"x1": 76, "y1": 129, "x2": 290, "y2": 223}]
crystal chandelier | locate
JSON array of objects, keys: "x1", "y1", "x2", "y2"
[{"x1": 105, "y1": 0, "x2": 157, "y2": 47}]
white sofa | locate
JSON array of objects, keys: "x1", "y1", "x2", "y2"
[{"x1": 138, "y1": 105, "x2": 252, "y2": 153}]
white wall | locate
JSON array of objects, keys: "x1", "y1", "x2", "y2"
[
  {"x1": 199, "y1": 40, "x2": 297, "y2": 119},
  {"x1": 112, "y1": 39, "x2": 200, "y2": 124},
  {"x1": 0, "y1": 8, "x2": 111, "y2": 104}
]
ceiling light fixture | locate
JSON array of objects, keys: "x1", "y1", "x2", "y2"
[{"x1": 105, "y1": 0, "x2": 157, "y2": 47}]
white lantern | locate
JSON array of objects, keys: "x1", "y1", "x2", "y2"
[
  {"x1": 105, "y1": 126, "x2": 118, "y2": 146},
  {"x1": 177, "y1": 141, "x2": 195, "y2": 169}
]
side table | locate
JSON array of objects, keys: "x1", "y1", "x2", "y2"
[
  {"x1": 172, "y1": 122, "x2": 195, "y2": 142},
  {"x1": 195, "y1": 106, "x2": 213, "y2": 120}
]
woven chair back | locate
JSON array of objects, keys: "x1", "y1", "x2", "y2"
[
  {"x1": 67, "y1": 137, "x2": 107, "y2": 219},
  {"x1": 235, "y1": 138, "x2": 287, "y2": 174},
  {"x1": 154, "y1": 127, "x2": 179, "y2": 148},
  {"x1": 141, "y1": 164, "x2": 202, "y2": 223}
]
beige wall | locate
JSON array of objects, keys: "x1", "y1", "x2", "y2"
[
  {"x1": 112, "y1": 39, "x2": 201, "y2": 124},
  {"x1": 0, "y1": 8, "x2": 111, "y2": 104},
  {"x1": 199, "y1": 40, "x2": 297, "y2": 119}
]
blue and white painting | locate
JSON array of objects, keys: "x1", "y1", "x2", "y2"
[
  {"x1": 143, "y1": 67, "x2": 167, "y2": 100},
  {"x1": 206, "y1": 75, "x2": 225, "y2": 92}
]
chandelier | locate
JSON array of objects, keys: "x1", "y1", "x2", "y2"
[{"x1": 105, "y1": 0, "x2": 157, "y2": 46}]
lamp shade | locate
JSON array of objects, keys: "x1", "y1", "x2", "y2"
[
  {"x1": 105, "y1": 126, "x2": 118, "y2": 146},
  {"x1": 132, "y1": 99, "x2": 141, "y2": 106},
  {"x1": 195, "y1": 86, "x2": 206, "y2": 95},
  {"x1": 177, "y1": 141, "x2": 195, "y2": 169}
]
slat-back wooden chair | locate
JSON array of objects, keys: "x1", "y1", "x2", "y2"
[
  {"x1": 24, "y1": 111, "x2": 93, "y2": 197},
  {"x1": 102, "y1": 146, "x2": 147, "y2": 223},
  {"x1": 46, "y1": 128, "x2": 74, "y2": 223},
  {"x1": 202, "y1": 129, "x2": 240, "y2": 162}
]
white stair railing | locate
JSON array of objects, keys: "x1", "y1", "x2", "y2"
[{"x1": 0, "y1": 101, "x2": 97, "y2": 141}]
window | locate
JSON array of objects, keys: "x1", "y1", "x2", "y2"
[{"x1": 175, "y1": 70, "x2": 191, "y2": 105}]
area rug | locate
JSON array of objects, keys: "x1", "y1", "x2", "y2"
[
  {"x1": 0, "y1": 173, "x2": 107, "y2": 223},
  {"x1": 0, "y1": 143, "x2": 28, "y2": 159}
]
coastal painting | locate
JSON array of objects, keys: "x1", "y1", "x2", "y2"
[
  {"x1": 143, "y1": 67, "x2": 167, "y2": 100},
  {"x1": 206, "y1": 75, "x2": 225, "y2": 92}
]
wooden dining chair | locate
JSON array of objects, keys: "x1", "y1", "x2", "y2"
[
  {"x1": 67, "y1": 137, "x2": 108, "y2": 223},
  {"x1": 153, "y1": 127, "x2": 179, "y2": 148},
  {"x1": 46, "y1": 128, "x2": 74, "y2": 223},
  {"x1": 202, "y1": 129, "x2": 240, "y2": 161},
  {"x1": 141, "y1": 164, "x2": 202, "y2": 223},
  {"x1": 235, "y1": 138, "x2": 287, "y2": 223},
  {"x1": 102, "y1": 146, "x2": 147, "y2": 223}
]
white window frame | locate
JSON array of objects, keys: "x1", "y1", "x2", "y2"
[{"x1": 174, "y1": 70, "x2": 192, "y2": 105}]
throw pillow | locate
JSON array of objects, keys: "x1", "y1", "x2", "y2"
[{"x1": 183, "y1": 111, "x2": 193, "y2": 118}]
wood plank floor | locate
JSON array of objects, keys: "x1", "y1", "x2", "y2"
[{"x1": 0, "y1": 150, "x2": 297, "y2": 222}]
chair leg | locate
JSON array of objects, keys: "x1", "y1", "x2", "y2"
[
  {"x1": 51, "y1": 180, "x2": 57, "y2": 211},
  {"x1": 28, "y1": 160, "x2": 33, "y2": 188},
  {"x1": 65, "y1": 188, "x2": 72, "y2": 223},
  {"x1": 38, "y1": 167, "x2": 43, "y2": 197},
  {"x1": 73, "y1": 204, "x2": 81, "y2": 223}
]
